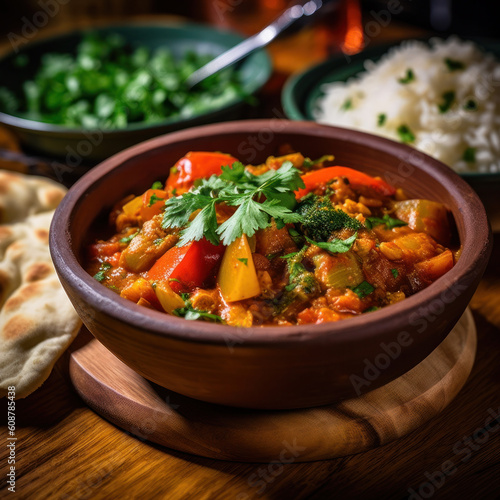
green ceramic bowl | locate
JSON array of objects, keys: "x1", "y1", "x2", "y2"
[
  {"x1": 0, "y1": 23, "x2": 271, "y2": 164},
  {"x1": 282, "y1": 39, "x2": 500, "y2": 190}
]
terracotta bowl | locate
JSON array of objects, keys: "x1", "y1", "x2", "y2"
[{"x1": 50, "y1": 120, "x2": 492, "y2": 409}]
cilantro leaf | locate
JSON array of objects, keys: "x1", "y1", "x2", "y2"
[
  {"x1": 151, "y1": 181, "x2": 163, "y2": 189},
  {"x1": 163, "y1": 161, "x2": 305, "y2": 246},
  {"x1": 172, "y1": 294, "x2": 224, "y2": 323},
  {"x1": 341, "y1": 98, "x2": 352, "y2": 110},
  {"x1": 365, "y1": 214, "x2": 407, "y2": 230},
  {"x1": 238, "y1": 258, "x2": 248, "y2": 265},
  {"x1": 148, "y1": 193, "x2": 164, "y2": 207},
  {"x1": 119, "y1": 231, "x2": 138, "y2": 244},
  {"x1": 352, "y1": 281, "x2": 375, "y2": 298},
  {"x1": 377, "y1": 113, "x2": 386, "y2": 127},
  {"x1": 391, "y1": 268, "x2": 399, "y2": 278},
  {"x1": 305, "y1": 233, "x2": 357, "y2": 253},
  {"x1": 93, "y1": 262, "x2": 112, "y2": 282}
]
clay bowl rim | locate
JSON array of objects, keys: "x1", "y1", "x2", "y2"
[{"x1": 50, "y1": 119, "x2": 491, "y2": 347}]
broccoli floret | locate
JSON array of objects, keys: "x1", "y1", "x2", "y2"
[{"x1": 296, "y1": 196, "x2": 362, "y2": 242}]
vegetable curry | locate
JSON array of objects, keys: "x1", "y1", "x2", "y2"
[{"x1": 86, "y1": 151, "x2": 458, "y2": 326}]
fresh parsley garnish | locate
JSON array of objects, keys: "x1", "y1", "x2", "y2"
[
  {"x1": 364, "y1": 306, "x2": 379, "y2": 313},
  {"x1": 305, "y1": 233, "x2": 357, "y2": 254},
  {"x1": 398, "y1": 68, "x2": 414, "y2": 84},
  {"x1": 341, "y1": 98, "x2": 352, "y2": 111},
  {"x1": 93, "y1": 262, "x2": 112, "y2": 282},
  {"x1": 365, "y1": 214, "x2": 407, "y2": 230},
  {"x1": 397, "y1": 124, "x2": 415, "y2": 143},
  {"x1": 438, "y1": 90, "x2": 455, "y2": 113},
  {"x1": 153, "y1": 238, "x2": 164, "y2": 245},
  {"x1": 377, "y1": 113, "x2": 386, "y2": 127},
  {"x1": 462, "y1": 147, "x2": 476, "y2": 163},
  {"x1": 173, "y1": 294, "x2": 224, "y2": 323},
  {"x1": 238, "y1": 258, "x2": 248, "y2": 266},
  {"x1": 119, "y1": 231, "x2": 138, "y2": 244},
  {"x1": 391, "y1": 268, "x2": 399, "y2": 278},
  {"x1": 148, "y1": 193, "x2": 165, "y2": 207},
  {"x1": 444, "y1": 58, "x2": 465, "y2": 71},
  {"x1": 162, "y1": 161, "x2": 304, "y2": 246},
  {"x1": 151, "y1": 181, "x2": 163, "y2": 190},
  {"x1": 352, "y1": 281, "x2": 375, "y2": 298}
]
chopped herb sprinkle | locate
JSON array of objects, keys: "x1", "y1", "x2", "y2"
[
  {"x1": 462, "y1": 147, "x2": 476, "y2": 163},
  {"x1": 397, "y1": 124, "x2": 415, "y2": 143},
  {"x1": 238, "y1": 258, "x2": 248, "y2": 266},
  {"x1": 377, "y1": 113, "x2": 386, "y2": 127},
  {"x1": 438, "y1": 90, "x2": 455, "y2": 113},
  {"x1": 398, "y1": 68, "x2": 415, "y2": 84},
  {"x1": 93, "y1": 262, "x2": 112, "y2": 282},
  {"x1": 352, "y1": 281, "x2": 375, "y2": 298},
  {"x1": 341, "y1": 98, "x2": 352, "y2": 111},
  {"x1": 391, "y1": 268, "x2": 399, "y2": 278},
  {"x1": 151, "y1": 181, "x2": 163, "y2": 190},
  {"x1": 444, "y1": 58, "x2": 465, "y2": 71},
  {"x1": 463, "y1": 99, "x2": 478, "y2": 111}
]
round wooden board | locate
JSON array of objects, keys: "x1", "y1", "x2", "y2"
[{"x1": 69, "y1": 309, "x2": 476, "y2": 463}]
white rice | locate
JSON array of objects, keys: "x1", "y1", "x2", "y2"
[{"x1": 314, "y1": 37, "x2": 500, "y2": 173}]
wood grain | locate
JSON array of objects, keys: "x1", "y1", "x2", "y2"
[{"x1": 68, "y1": 309, "x2": 476, "y2": 462}]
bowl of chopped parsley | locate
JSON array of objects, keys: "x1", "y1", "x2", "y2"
[{"x1": 0, "y1": 23, "x2": 271, "y2": 163}]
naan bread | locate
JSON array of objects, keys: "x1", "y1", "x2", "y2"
[
  {"x1": 0, "y1": 170, "x2": 66, "y2": 224},
  {"x1": 0, "y1": 173, "x2": 81, "y2": 398}
]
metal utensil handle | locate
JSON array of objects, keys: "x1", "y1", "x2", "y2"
[{"x1": 186, "y1": 0, "x2": 324, "y2": 88}]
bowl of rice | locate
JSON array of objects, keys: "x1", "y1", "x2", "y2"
[{"x1": 282, "y1": 37, "x2": 500, "y2": 188}]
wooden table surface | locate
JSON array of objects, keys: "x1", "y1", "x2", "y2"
[{"x1": 1, "y1": 14, "x2": 500, "y2": 500}]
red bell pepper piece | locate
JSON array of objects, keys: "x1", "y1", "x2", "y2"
[
  {"x1": 140, "y1": 189, "x2": 167, "y2": 222},
  {"x1": 295, "y1": 166, "x2": 396, "y2": 199},
  {"x1": 147, "y1": 238, "x2": 225, "y2": 293},
  {"x1": 165, "y1": 151, "x2": 239, "y2": 195}
]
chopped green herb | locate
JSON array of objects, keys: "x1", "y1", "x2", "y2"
[
  {"x1": 352, "y1": 281, "x2": 375, "y2": 298},
  {"x1": 397, "y1": 124, "x2": 415, "y2": 143},
  {"x1": 341, "y1": 98, "x2": 352, "y2": 111},
  {"x1": 444, "y1": 58, "x2": 465, "y2": 71},
  {"x1": 305, "y1": 233, "x2": 357, "y2": 254},
  {"x1": 238, "y1": 258, "x2": 248, "y2": 266},
  {"x1": 285, "y1": 283, "x2": 297, "y2": 292},
  {"x1": 119, "y1": 231, "x2": 138, "y2": 244},
  {"x1": 163, "y1": 161, "x2": 304, "y2": 246},
  {"x1": 302, "y1": 155, "x2": 335, "y2": 169},
  {"x1": 173, "y1": 294, "x2": 224, "y2": 323},
  {"x1": 153, "y1": 238, "x2": 164, "y2": 245},
  {"x1": 148, "y1": 193, "x2": 165, "y2": 207},
  {"x1": 463, "y1": 99, "x2": 478, "y2": 111},
  {"x1": 107, "y1": 285, "x2": 120, "y2": 293},
  {"x1": 398, "y1": 68, "x2": 414, "y2": 84},
  {"x1": 364, "y1": 306, "x2": 379, "y2": 313},
  {"x1": 365, "y1": 214, "x2": 408, "y2": 230},
  {"x1": 93, "y1": 262, "x2": 112, "y2": 282},
  {"x1": 266, "y1": 253, "x2": 278, "y2": 260},
  {"x1": 281, "y1": 252, "x2": 298, "y2": 259},
  {"x1": 377, "y1": 113, "x2": 386, "y2": 127},
  {"x1": 172, "y1": 188, "x2": 177, "y2": 196},
  {"x1": 151, "y1": 181, "x2": 163, "y2": 190},
  {"x1": 391, "y1": 268, "x2": 399, "y2": 278},
  {"x1": 462, "y1": 147, "x2": 476, "y2": 163},
  {"x1": 438, "y1": 90, "x2": 455, "y2": 113}
]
